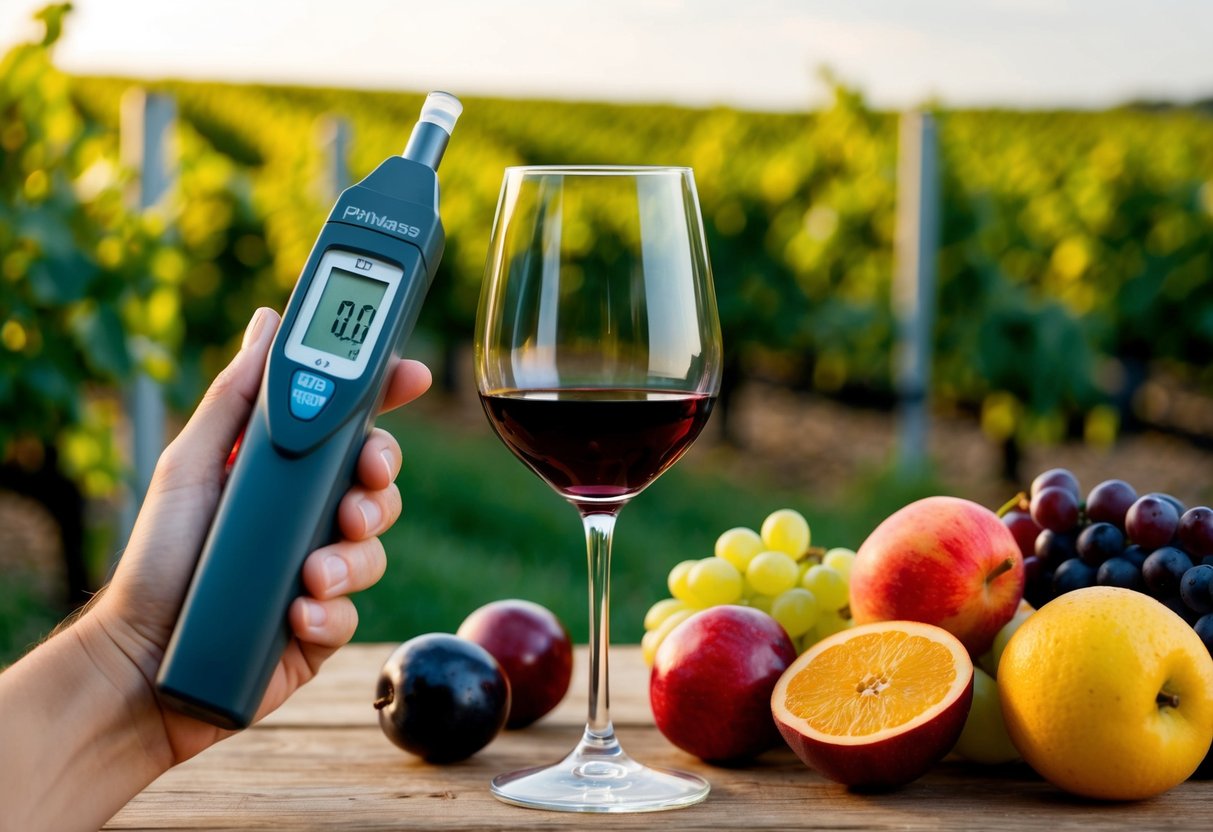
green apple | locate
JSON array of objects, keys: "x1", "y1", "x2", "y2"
[
  {"x1": 990, "y1": 603, "x2": 1034, "y2": 675},
  {"x1": 952, "y1": 666, "x2": 1019, "y2": 764}
]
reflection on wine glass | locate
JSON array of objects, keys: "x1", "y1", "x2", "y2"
[{"x1": 475, "y1": 166, "x2": 722, "y2": 812}]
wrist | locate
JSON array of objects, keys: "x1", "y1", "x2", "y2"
[
  {"x1": 76, "y1": 600, "x2": 177, "y2": 774},
  {"x1": 0, "y1": 607, "x2": 172, "y2": 831}
]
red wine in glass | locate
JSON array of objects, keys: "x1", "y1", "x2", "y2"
[
  {"x1": 476, "y1": 166, "x2": 720, "y2": 812},
  {"x1": 480, "y1": 389, "x2": 715, "y2": 505}
]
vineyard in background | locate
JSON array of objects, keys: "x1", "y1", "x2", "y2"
[
  {"x1": 3, "y1": 7, "x2": 1213, "y2": 608},
  {"x1": 68, "y1": 77, "x2": 1213, "y2": 436}
]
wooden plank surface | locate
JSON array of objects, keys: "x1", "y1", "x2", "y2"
[
  {"x1": 107, "y1": 644, "x2": 1208, "y2": 831},
  {"x1": 257, "y1": 643, "x2": 650, "y2": 728}
]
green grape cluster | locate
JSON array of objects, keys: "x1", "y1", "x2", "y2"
[{"x1": 642, "y1": 508, "x2": 856, "y2": 664}]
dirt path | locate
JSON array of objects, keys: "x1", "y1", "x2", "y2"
[{"x1": 724, "y1": 380, "x2": 1213, "y2": 511}]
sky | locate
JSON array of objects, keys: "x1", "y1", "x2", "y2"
[{"x1": 1, "y1": 0, "x2": 1211, "y2": 112}]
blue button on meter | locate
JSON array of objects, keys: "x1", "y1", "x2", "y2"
[{"x1": 289, "y1": 370, "x2": 334, "y2": 420}]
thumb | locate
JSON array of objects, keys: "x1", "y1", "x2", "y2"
[{"x1": 156, "y1": 307, "x2": 280, "y2": 489}]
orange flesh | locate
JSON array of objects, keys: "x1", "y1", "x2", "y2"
[{"x1": 783, "y1": 631, "x2": 958, "y2": 737}]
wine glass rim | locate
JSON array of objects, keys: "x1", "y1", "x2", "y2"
[{"x1": 504, "y1": 164, "x2": 692, "y2": 176}]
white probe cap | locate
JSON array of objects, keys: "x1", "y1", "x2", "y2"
[{"x1": 419, "y1": 91, "x2": 463, "y2": 135}]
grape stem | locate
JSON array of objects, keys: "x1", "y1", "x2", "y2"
[{"x1": 996, "y1": 492, "x2": 1028, "y2": 518}]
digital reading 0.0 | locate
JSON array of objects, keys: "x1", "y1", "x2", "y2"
[{"x1": 301, "y1": 267, "x2": 388, "y2": 360}]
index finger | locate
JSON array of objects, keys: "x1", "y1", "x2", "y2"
[{"x1": 378, "y1": 359, "x2": 432, "y2": 415}]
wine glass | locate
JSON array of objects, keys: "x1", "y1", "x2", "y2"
[{"x1": 474, "y1": 166, "x2": 722, "y2": 812}]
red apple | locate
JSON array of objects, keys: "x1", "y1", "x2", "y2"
[
  {"x1": 456, "y1": 599, "x2": 573, "y2": 728},
  {"x1": 850, "y1": 496, "x2": 1024, "y2": 656},
  {"x1": 650, "y1": 605, "x2": 797, "y2": 762}
]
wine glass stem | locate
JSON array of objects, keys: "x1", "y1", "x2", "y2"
[{"x1": 581, "y1": 511, "x2": 617, "y2": 741}]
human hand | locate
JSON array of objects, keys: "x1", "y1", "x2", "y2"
[{"x1": 89, "y1": 307, "x2": 432, "y2": 766}]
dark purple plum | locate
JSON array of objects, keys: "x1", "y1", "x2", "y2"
[{"x1": 375, "y1": 633, "x2": 510, "y2": 763}]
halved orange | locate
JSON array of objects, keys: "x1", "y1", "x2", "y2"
[{"x1": 771, "y1": 620, "x2": 974, "y2": 788}]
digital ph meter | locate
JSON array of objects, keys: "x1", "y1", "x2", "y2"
[{"x1": 156, "y1": 92, "x2": 462, "y2": 729}]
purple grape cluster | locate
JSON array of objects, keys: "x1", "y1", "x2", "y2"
[{"x1": 1001, "y1": 468, "x2": 1213, "y2": 656}]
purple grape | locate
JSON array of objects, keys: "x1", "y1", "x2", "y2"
[
  {"x1": 1031, "y1": 486, "x2": 1081, "y2": 533},
  {"x1": 1179, "y1": 507, "x2": 1213, "y2": 558},
  {"x1": 1053, "y1": 557, "x2": 1097, "y2": 595},
  {"x1": 1002, "y1": 509, "x2": 1042, "y2": 561},
  {"x1": 1121, "y1": 544, "x2": 1148, "y2": 568},
  {"x1": 1180, "y1": 565, "x2": 1213, "y2": 615},
  {"x1": 1077, "y1": 522, "x2": 1125, "y2": 566},
  {"x1": 1147, "y1": 492, "x2": 1187, "y2": 516},
  {"x1": 1096, "y1": 557, "x2": 1145, "y2": 592},
  {"x1": 1194, "y1": 614, "x2": 1213, "y2": 658},
  {"x1": 1126, "y1": 495, "x2": 1180, "y2": 550},
  {"x1": 1035, "y1": 529, "x2": 1079, "y2": 569},
  {"x1": 1033, "y1": 531, "x2": 1081, "y2": 570},
  {"x1": 1022, "y1": 554, "x2": 1044, "y2": 585},
  {"x1": 1142, "y1": 546, "x2": 1193, "y2": 598},
  {"x1": 1024, "y1": 567, "x2": 1055, "y2": 608},
  {"x1": 1031, "y1": 468, "x2": 1080, "y2": 499},
  {"x1": 1161, "y1": 595, "x2": 1200, "y2": 625},
  {"x1": 1085, "y1": 479, "x2": 1137, "y2": 528}
]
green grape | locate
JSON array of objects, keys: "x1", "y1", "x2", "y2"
[
  {"x1": 641, "y1": 608, "x2": 695, "y2": 666},
  {"x1": 761, "y1": 508, "x2": 811, "y2": 559},
  {"x1": 811, "y1": 608, "x2": 853, "y2": 643},
  {"x1": 770, "y1": 587, "x2": 820, "y2": 638},
  {"x1": 822, "y1": 547, "x2": 857, "y2": 581},
  {"x1": 687, "y1": 557, "x2": 743, "y2": 606},
  {"x1": 801, "y1": 564, "x2": 849, "y2": 610},
  {"x1": 667, "y1": 559, "x2": 698, "y2": 603},
  {"x1": 715, "y1": 526, "x2": 764, "y2": 572},
  {"x1": 746, "y1": 550, "x2": 799, "y2": 595},
  {"x1": 747, "y1": 593, "x2": 775, "y2": 614},
  {"x1": 643, "y1": 597, "x2": 693, "y2": 631}
]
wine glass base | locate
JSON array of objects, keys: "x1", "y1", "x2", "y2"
[{"x1": 490, "y1": 730, "x2": 710, "y2": 813}]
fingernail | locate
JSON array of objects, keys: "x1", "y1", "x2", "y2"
[
  {"x1": 241, "y1": 307, "x2": 269, "y2": 351},
  {"x1": 380, "y1": 450, "x2": 397, "y2": 482},
  {"x1": 358, "y1": 498, "x2": 382, "y2": 533},
  {"x1": 323, "y1": 553, "x2": 349, "y2": 593},
  {"x1": 305, "y1": 599, "x2": 327, "y2": 629}
]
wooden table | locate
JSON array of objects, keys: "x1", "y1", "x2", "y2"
[{"x1": 108, "y1": 644, "x2": 1202, "y2": 830}]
